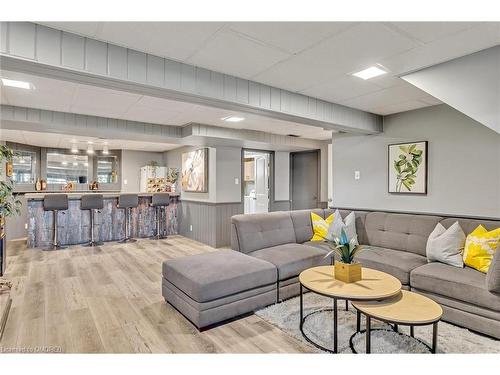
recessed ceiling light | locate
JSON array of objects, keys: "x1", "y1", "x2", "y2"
[
  {"x1": 1, "y1": 78, "x2": 32, "y2": 89},
  {"x1": 221, "y1": 116, "x2": 245, "y2": 123},
  {"x1": 352, "y1": 66, "x2": 387, "y2": 80},
  {"x1": 62, "y1": 161, "x2": 68, "y2": 166},
  {"x1": 72, "y1": 162, "x2": 78, "y2": 166},
  {"x1": 87, "y1": 145, "x2": 94, "y2": 155},
  {"x1": 70, "y1": 144, "x2": 78, "y2": 153}
]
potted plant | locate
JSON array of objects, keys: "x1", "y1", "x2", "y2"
[
  {"x1": 0, "y1": 145, "x2": 22, "y2": 280},
  {"x1": 324, "y1": 228, "x2": 363, "y2": 283}
]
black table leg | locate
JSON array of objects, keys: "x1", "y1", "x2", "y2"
[
  {"x1": 432, "y1": 321, "x2": 438, "y2": 354},
  {"x1": 345, "y1": 300, "x2": 348, "y2": 311},
  {"x1": 333, "y1": 298, "x2": 338, "y2": 354},
  {"x1": 366, "y1": 316, "x2": 371, "y2": 354},
  {"x1": 393, "y1": 324, "x2": 398, "y2": 332},
  {"x1": 410, "y1": 325, "x2": 414, "y2": 337},
  {"x1": 299, "y1": 284, "x2": 303, "y2": 329},
  {"x1": 356, "y1": 310, "x2": 361, "y2": 332}
]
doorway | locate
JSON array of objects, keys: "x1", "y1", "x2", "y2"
[
  {"x1": 290, "y1": 150, "x2": 320, "y2": 210},
  {"x1": 243, "y1": 150, "x2": 271, "y2": 214}
]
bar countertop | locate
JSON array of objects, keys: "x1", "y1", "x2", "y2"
[{"x1": 25, "y1": 191, "x2": 180, "y2": 200}]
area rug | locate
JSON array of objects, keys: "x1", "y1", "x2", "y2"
[{"x1": 255, "y1": 293, "x2": 500, "y2": 353}]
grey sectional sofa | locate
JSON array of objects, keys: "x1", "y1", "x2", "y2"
[{"x1": 162, "y1": 208, "x2": 499, "y2": 339}]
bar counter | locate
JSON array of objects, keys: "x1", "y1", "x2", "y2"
[{"x1": 26, "y1": 192, "x2": 180, "y2": 248}]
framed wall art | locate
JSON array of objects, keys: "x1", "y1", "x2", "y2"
[
  {"x1": 388, "y1": 141, "x2": 428, "y2": 194},
  {"x1": 181, "y1": 148, "x2": 208, "y2": 193}
]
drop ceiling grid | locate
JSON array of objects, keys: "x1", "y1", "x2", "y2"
[{"x1": 6, "y1": 22, "x2": 500, "y2": 119}]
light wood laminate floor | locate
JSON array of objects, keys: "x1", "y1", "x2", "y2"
[{"x1": 0, "y1": 236, "x2": 313, "y2": 353}]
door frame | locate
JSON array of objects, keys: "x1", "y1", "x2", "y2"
[
  {"x1": 289, "y1": 149, "x2": 321, "y2": 210},
  {"x1": 241, "y1": 149, "x2": 274, "y2": 214}
]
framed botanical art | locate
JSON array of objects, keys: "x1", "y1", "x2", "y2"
[
  {"x1": 181, "y1": 148, "x2": 208, "y2": 193},
  {"x1": 388, "y1": 141, "x2": 428, "y2": 194}
]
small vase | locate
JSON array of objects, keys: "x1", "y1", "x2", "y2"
[{"x1": 334, "y1": 261, "x2": 362, "y2": 283}]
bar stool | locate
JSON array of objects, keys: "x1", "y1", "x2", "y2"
[
  {"x1": 150, "y1": 193, "x2": 170, "y2": 240},
  {"x1": 81, "y1": 194, "x2": 104, "y2": 247},
  {"x1": 43, "y1": 194, "x2": 68, "y2": 250},
  {"x1": 117, "y1": 194, "x2": 138, "y2": 243}
]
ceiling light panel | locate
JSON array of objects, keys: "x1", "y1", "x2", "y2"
[
  {"x1": 352, "y1": 66, "x2": 387, "y2": 80},
  {"x1": 1, "y1": 78, "x2": 32, "y2": 89},
  {"x1": 222, "y1": 116, "x2": 245, "y2": 122}
]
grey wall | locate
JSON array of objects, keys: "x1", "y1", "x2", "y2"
[
  {"x1": 164, "y1": 145, "x2": 243, "y2": 247},
  {"x1": 121, "y1": 150, "x2": 164, "y2": 192},
  {"x1": 332, "y1": 104, "x2": 500, "y2": 218},
  {"x1": 403, "y1": 45, "x2": 500, "y2": 134},
  {"x1": 216, "y1": 147, "x2": 242, "y2": 203},
  {"x1": 164, "y1": 146, "x2": 218, "y2": 203},
  {"x1": 274, "y1": 151, "x2": 290, "y2": 202}
]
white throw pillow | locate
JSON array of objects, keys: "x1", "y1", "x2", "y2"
[
  {"x1": 426, "y1": 221, "x2": 465, "y2": 268},
  {"x1": 327, "y1": 210, "x2": 359, "y2": 245}
]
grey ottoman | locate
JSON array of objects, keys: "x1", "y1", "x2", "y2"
[{"x1": 162, "y1": 250, "x2": 277, "y2": 329}]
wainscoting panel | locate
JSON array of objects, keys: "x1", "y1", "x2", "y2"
[
  {"x1": 270, "y1": 200, "x2": 291, "y2": 212},
  {"x1": 178, "y1": 201, "x2": 243, "y2": 248},
  {"x1": 178, "y1": 201, "x2": 216, "y2": 247},
  {"x1": 215, "y1": 203, "x2": 244, "y2": 248}
]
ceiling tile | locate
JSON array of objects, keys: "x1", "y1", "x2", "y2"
[
  {"x1": 253, "y1": 23, "x2": 419, "y2": 92},
  {"x1": 370, "y1": 99, "x2": 433, "y2": 115},
  {"x1": 186, "y1": 28, "x2": 291, "y2": 79},
  {"x1": 339, "y1": 83, "x2": 429, "y2": 113},
  {"x1": 71, "y1": 85, "x2": 141, "y2": 117},
  {"x1": 122, "y1": 106, "x2": 181, "y2": 125},
  {"x1": 146, "y1": 22, "x2": 225, "y2": 61},
  {"x1": 381, "y1": 23, "x2": 500, "y2": 75},
  {"x1": 388, "y1": 22, "x2": 478, "y2": 44},
  {"x1": 98, "y1": 22, "x2": 225, "y2": 61},
  {"x1": 227, "y1": 22, "x2": 355, "y2": 54},
  {"x1": 133, "y1": 95, "x2": 195, "y2": 111},
  {"x1": 1, "y1": 72, "x2": 76, "y2": 112},
  {"x1": 418, "y1": 95, "x2": 442, "y2": 105},
  {"x1": 299, "y1": 74, "x2": 383, "y2": 103}
]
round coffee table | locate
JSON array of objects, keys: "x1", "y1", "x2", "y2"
[
  {"x1": 351, "y1": 290, "x2": 443, "y2": 353},
  {"x1": 298, "y1": 265, "x2": 401, "y2": 353}
]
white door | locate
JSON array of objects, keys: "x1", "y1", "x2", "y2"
[{"x1": 254, "y1": 156, "x2": 269, "y2": 213}]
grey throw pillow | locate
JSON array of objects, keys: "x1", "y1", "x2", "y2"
[
  {"x1": 486, "y1": 245, "x2": 500, "y2": 294},
  {"x1": 426, "y1": 221, "x2": 465, "y2": 268}
]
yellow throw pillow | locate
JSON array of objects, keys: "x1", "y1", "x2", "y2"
[
  {"x1": 311, "y1": 212, "x2": 334, "y2": 242},
  {"x1": 463, "y1": 225, "x2": 500, "y2": 273}
]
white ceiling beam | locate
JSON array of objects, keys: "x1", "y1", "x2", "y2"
[{"x1": 0, "y1": 22, "x2": 382, "y2": 135}]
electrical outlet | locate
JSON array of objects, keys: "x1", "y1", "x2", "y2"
[
  {"x1": 234, "y1": 178, "x2": 239, "y2": 185},
  {"x1": 24, "y1": 223, "x2": 28, "y2": 230},
  {"x1": 123, "y1": 179, "x2": 128, "y2": 185},
  {"x1": 354, "y1": 171, "x2": 360, "y2": 180},
  {"x1": 189, "y1": 225, "x2": 193, "y2": 232}
]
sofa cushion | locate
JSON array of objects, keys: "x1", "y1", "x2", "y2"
[
  {"x1": 354, "y1": 245, "x2": 427, "y2": 285},
  {"x1": 364, "y1": 212, "x2": 443, "y2": 256},
  {"x1": 290, "y1": 209, "x2": 325, "y2": 243},
  {"x1": 231, "y1": 211, "x2": 296, "y2": 253},
  {"x1": 426, "y1": 221, "x2": 465, "y2": 268},
  {"x1": 325, "y1": 209, "x2": 369, "y2": 245},
  {"x1": 162, "y1": 250, "x2": 277, "y2": 303},
  {"x1": 410, "y1": 262, "x2": 500, "y2": 311},
  {"x1": 248, "y1": 243, "x2": 329, "y2": 280},
  {"x1": 440, "y1": 217, "x2": 500, "y2": 235},
  {"x1": 486, "y1": 246, "x2": 500, "y2": 294},
  {"x1": 302, "y1": 240, "x2": 331, "y2": 253}
]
